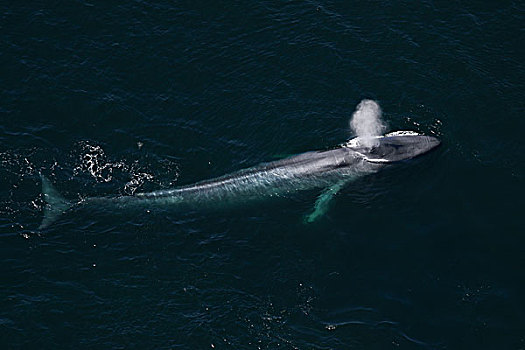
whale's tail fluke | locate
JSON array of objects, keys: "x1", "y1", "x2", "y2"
[{"x1": 39, "y1": 175, "x2": 71, "y2": 229}]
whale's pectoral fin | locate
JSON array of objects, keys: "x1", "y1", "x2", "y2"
[{"x1": 304, "y1": 180, "x2": 347, "y2": 223}]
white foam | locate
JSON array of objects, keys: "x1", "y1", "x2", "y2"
[
  {"x1": 343, "y1": 135, "x2": 381, "y2": 148},
  {"x1": 343, "y1": 130, "x2": 421, "y2": 149},
  {"x1": 385, "y1": 130, "x2": 421, "y2": 137}
]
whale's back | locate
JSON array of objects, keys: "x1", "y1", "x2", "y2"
[{"x1": 135, "y1": 148, "x2": 371, "y2": 204}]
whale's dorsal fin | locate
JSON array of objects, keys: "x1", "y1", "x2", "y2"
[{"x1": 304, "y1": 180, "x2": 348, "y2": 223}]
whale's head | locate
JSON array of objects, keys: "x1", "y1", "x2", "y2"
[{"x1": 345, "y1": 131, "x2": 440, "y2": 163}]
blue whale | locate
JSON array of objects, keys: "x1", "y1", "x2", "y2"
[{"x1": 39, "y1": 131, "x2": 440, "y2": 228}]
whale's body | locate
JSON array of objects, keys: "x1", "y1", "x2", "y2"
[
  {"x1": 40, "y1": 132, "x2": 440, "y2": 228},
  {"x1": 135, "y1": 147, "x2": 377, "y2": 205}
]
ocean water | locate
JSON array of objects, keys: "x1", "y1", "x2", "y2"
[{"x1": 1, "y1": 1, "x2": 524, "y2": 348}]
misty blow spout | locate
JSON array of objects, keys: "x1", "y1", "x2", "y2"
[{"x1": 350, "y1": 99, "x2": 387, "y2": 147}]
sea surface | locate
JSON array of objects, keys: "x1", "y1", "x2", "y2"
[{"x1": 1, "y1": 1, "x2": 524, "y2": 349}]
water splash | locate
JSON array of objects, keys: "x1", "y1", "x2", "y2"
[
  {"x1": 350, "y1": 99, "x2": 387, "y2": 148},
  {"x1": 72, "y1": 141, "x2": 179, "y2": 195},
  {"x1": 73, "y1": 143, "x2": 119, "y2": 183}
]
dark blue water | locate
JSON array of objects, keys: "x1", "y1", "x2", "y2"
[{"x1": 1, "y1": 1, "x2": 524, "y2": 348}]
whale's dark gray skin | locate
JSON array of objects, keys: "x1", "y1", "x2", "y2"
[{"x1": 39, "y1": 132, "x2": 440, "y2": 228}]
